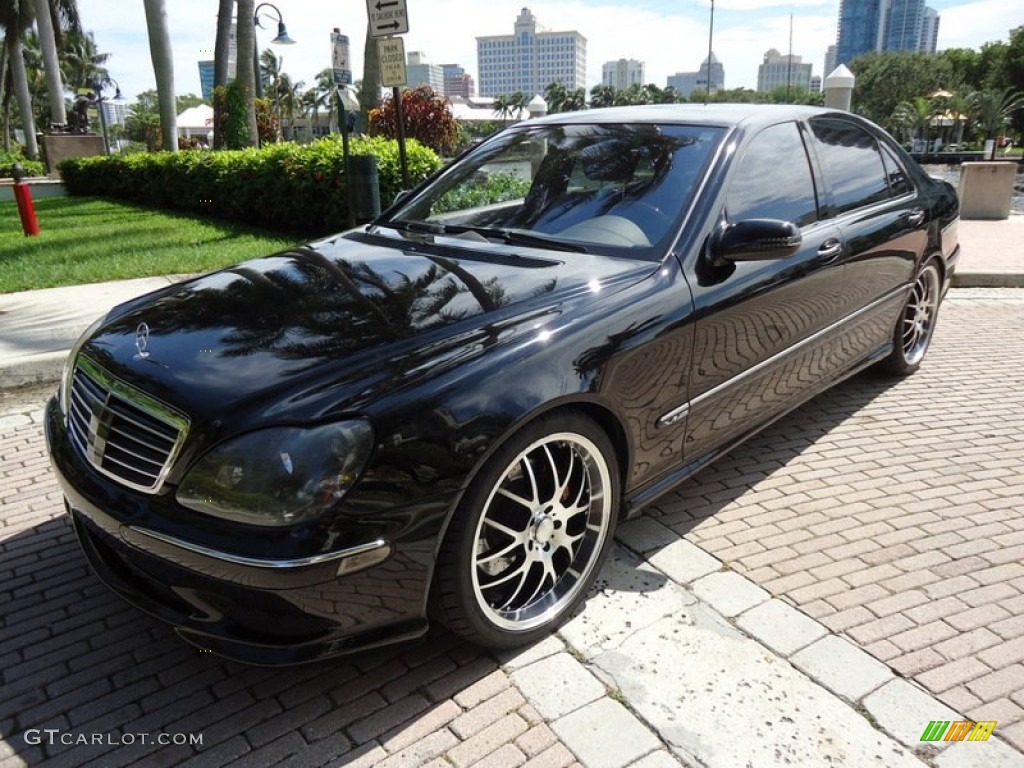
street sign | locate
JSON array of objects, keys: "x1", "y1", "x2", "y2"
[
  {"x1": 378, "y1": 36, "x2": 407, "y2": 87},
  {"x1": 331, "y1": 31, "x2": 352, "y2": 85},
  {"x1": 367, "y1": 0, "x2": 409, "y2": 38}
]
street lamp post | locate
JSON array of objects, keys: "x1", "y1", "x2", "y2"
[
  {"x1": 94, "y1": 78, "x2": 126, "y2": 155},
  {"x1": 253, "y1": 2, "x2": 296, "y2": 99},
  {"x1": 706, "y1": 0, "x2": 714, "y2": 104}
]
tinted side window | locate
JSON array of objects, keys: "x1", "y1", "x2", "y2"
[
  {"x1": 809, "y1": 118, "x2": 890, "y2": 214},
  {"x1": 879, "y1": 142, "x2": 912, "y2": 197},
  {"x1": 726, "y1": 122, "x2": 818, "y2": 226}
]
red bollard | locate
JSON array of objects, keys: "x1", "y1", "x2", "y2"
[{"x1": 12, "y1": 163, "x2": 40, "y2": 237}]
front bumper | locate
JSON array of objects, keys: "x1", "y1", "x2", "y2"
[{"x1": 45, "y1": 397, "x2": 435, "y2": 665}]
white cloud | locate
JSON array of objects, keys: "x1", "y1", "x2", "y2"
[{"x1": 75, "y1": 0, "x2": 1020, "y2": 106}]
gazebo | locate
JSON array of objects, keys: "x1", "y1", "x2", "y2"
[{"x1": 176, "y1": 104, "x2": 214, "y2": 144}]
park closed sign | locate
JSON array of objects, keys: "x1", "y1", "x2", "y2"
[{"x1": 378, "y1": 36, "x2": 407, "y2": 87}]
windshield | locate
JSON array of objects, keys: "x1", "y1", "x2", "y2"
[{"x1": 378, "y1": 122, "x2": 725, "y2": 260}]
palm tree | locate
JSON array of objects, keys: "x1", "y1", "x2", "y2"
[
  {"x1": 589, "y1": 84, "x2": 615, "y2": 109},
  {"x1": 890, "y1": 96, "x2": 933, "y2": 147},
  {"x1": 973, "y1": 88, "x2": 1024, "y2": 159},
  {"x1": 32, "y1": 0, "x2": 75, "y2": 127},
  {"x1": 234, "y1": 0, "x2": 258, "y2": 146},
  {"x1": 492, "y1": 93, "x2": 514, "y2": 125},
  {"x1": 142, "y1": 0, "x2": 177, "y2": 151},
  {"x1": 563, "y1": 87, "x2": 586, "y2": 112},
  {"x1": 60, "y1": 29, "x2": 109, "y2": 91},
  {"x1": 0, "y1": 0, "x2": 39, "y2": 157},
  {"x1": 214, "y1": 0, "x2": 233, "y2": 89},
  {"x1": 359, "y1": 23, "x2": 380, "y2": 124},
  {"x1": 543, "y1": 81, "x2": 567, "y2": 113}
]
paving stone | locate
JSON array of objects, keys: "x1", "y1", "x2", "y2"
[
  {"x1": 735, "y1": 598, "x2": 828, "y2": 657},
  {"x1": 510, "y1": 654, "x2": 606, "y2": 721},
  {"x1": 615, "y1": 517, "x2": 680, "y2": 555},
  {"x1": 552, "y1": 698, "x2": 660, "y2": 768},
  {"x1": 497, "y1": 636, "x2": 565, "y2": 672},
  {"x1": 791, "y1": 635, "x2": 893, "y2": 702},
  {"x1": 862, "y1": 678, "x2": 960, "y2": 751},
  {"x1": 646, "y1": 538, "x2": 721, "y2": 585},
  {"x1": 446, "y1": 714, "x2": 529, "y2": 768},
  {"x1": 690, "y1": 571, "x2": 770, "y2": 618}
]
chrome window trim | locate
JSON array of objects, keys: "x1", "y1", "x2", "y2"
[{"x1": 657, "y1": 282, "x2": 911, "y2": 428}]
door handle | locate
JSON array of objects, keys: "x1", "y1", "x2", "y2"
[
  {"x1": 817, "y1": 239, "x2": 842, "y2": 261},
  {"x1": 907, "y1": 208, "x2": 926, "y2": 226}
]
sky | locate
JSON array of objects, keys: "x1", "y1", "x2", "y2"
[{"x1": 77, "y1": 0, "x2": 1021, "y2": 104}]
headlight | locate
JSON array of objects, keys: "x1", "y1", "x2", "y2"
[
  {"x1": 59, "y1": 313, "x2": 108, "y2": 419},
  {"x1": 176, "y1": 420, "x2": 374, "y2": 527}
]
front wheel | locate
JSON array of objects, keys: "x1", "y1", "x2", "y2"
[
  {"x1": 879, "y1": 259, "x2": 942, "y2": 376},
  {"x1": 433, "y1": 412, "x2": 620, "y2": 649}
]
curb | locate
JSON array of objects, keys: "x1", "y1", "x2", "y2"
[
  {"x1": 0, "y1": 351, "x2": 67, "y2": 391},
  {"x1": 952, "y1": 272, "x2": 1024, "y2": 288}
]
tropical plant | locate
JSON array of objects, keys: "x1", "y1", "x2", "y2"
[
  {"x1": 890, "y1": 96, "x2": 934, "y2": 144},
  {"x1": 973, "y1": 87, "x2": 1024, "y2": 157},
  {"x1": 368, "y1": 86, "x2": 458, "y2": 155},
  {"x1": 234, "y1": 0, "x2": 258, "y2": 147},
  {"x1": 32, "y1": 0, "x2": 77, "y2": 126},
  {"x1": 60, "y1": 29, "x2": 108, "y2": 91},
  {"x1": 543, "y1": 81, "x2": 567, "y2": 113},
  {"x1": 359, "y1": 22, "x2": 380, "y2": 126},
  {"x1": 589, "y1": 84, "x2": 615, "y2": 109}
]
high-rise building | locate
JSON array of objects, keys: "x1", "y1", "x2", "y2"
[
  {"x1": 476, "y1": 7, "x2": 586, "y2": 97},
  {"x1": 824, "y1": 44, "x2": 837, "y2": 79},
  {"x1": 407, "y1": 51, "x2": 445, "y2": 92},
  {"x1": 441, "y1": 64, "x2": 475, "y2": 98},
  {"x1": 919, "y1": 7, "x2": 940, "y2": 53},
  {"x1": 835, "y1": 0, "x2": 939, "y2": 66},
  {"x1": 602, "y1": 59, "x2": 645, "y2": 90},
  {"x1": 197, "y1": 23, "x2": 237, "y2": 100},
  {"x1": 757, "y1": 49, "x2": 813, "y2": 93},
  {"x1": 666, "y1": 53, "x2": 724, "y2": 98}
]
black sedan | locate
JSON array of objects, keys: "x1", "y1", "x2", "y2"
[{"x1": 46, "y1": 105, "x2": 959, "y2": 664}]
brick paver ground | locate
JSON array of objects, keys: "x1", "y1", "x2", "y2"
[
  {"x1": 0, "y1": 386, "x2": 594, "y2": 768},
  {"x1": 3, "y1": 288, "x2": 1023, "y2": 764},
  {"x1": 649, "y1": 289, "x2": 1024, "y2": 751}
]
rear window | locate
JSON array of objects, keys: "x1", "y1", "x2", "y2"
[{"x1": 809, "y1": 118, "x2": 891, "y2": 214}]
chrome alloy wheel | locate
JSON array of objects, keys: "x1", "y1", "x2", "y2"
[
  {"x1": 470, "y1": 433, "x2": 612, "y2": 631},
  {"x1": 902, "y1": 264, "x2": 941, "y2": 366}
]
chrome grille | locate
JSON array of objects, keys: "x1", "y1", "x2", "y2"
[{"x1": 67, "y1": 356, "x2": 190, "y2": 493}]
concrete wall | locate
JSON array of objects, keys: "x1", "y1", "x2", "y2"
[
  {"x1": 958, "y1": 162, "x2": 1017, "y2": 220},
  {"x1": 40, "y1": 134, "x2": 106, "y2": 177}
]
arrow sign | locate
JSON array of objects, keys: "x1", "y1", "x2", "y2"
[{"x1": 367, "y1": 0, "x2": 408, "y2": 38}]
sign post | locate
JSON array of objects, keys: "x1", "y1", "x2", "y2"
[
  {"x1": 375, "y1": 31, "x2": 410, "y2": 189},
  {"x1": 332, "y1": 28, "x2": 356, "y2": 228}
]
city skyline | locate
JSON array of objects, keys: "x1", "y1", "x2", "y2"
[{"x1": 76, "y1": 0, "x2": 1018, "y2": 105}]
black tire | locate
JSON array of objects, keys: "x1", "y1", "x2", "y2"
[
  {"x1": 432, "y1": 411, "x2": 620, "y2": 649},
  {"x1": 879, "y1": 258, "x2": 943, "y2": 377}
]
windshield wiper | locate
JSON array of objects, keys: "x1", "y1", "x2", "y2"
[
  {"x1": 439, "y1": 225, "x2": 589, "y2": 253},
  {"x1": 376, "y1": 220, "x2": 587, "y2": 253}
]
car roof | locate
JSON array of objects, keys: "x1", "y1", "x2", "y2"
[{"x1": 525, "y1": 103, "x2": 850, "y2": 130}]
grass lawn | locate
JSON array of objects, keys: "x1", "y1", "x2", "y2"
[{"x1": 0, "y1": 197, "x2": 306, "y2": 294}]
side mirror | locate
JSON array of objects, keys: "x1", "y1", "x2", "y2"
[{"x1": 709, "y1": 219, "x2": 802, "y2": 265}]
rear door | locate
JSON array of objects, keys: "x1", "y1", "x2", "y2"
[
  {"x1": 682, "y1": 120, "x2": 847, "y2": 461},
  {"x1": 806, "y1": 116, "x2": 928, "y2": 368}
]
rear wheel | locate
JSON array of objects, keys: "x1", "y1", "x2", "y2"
[
  {"x1": 879, "y1": 259, "x2": 942, "y2": 376},
  {"x1": 433, "y1": 412, "x2": 619, "y2": 648}
]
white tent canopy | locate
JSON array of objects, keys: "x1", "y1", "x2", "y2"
[{"x1": 176, "y1": 104, "x2": 214, "y2": 139}]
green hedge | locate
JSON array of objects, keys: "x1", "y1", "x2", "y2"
[
  {"x1": 58, "y1": 136, "x2": 441, "y2": 234},
  {"x1": 0, "y1": 151, "x2": 46, "y2": 178}
]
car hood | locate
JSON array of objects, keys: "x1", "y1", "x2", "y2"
[{"x1": 79, "y1": 230, "x2": 653, "y2": 427}]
